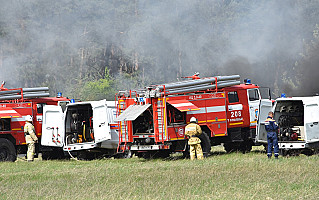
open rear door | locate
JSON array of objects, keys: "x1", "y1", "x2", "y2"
[
  {"x1": 304, "y1": 103, "x2": 319, "y2": 142},
  {"x1": 41, "y1": 105, "x2": 64, "y2": 147},
  {"x1": 256, "y1": 99, "x2": 273, "y2": 143},
  {"x1": 92, "y1": 99, "x2": 111, "y2": 143}
]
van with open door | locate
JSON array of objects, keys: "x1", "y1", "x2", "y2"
[
  {"x1": 257, "y1": 96, "x2": 319, "y2": 156},
  {"x1": 41, "y1": 99, "x2": 122, "y2": 160}
]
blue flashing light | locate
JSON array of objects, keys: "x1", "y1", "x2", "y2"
[
  {"x1": 138, "y1": 97, "x2": 145, "y2": 103},
  {"x1": 57, "y1": 92, "x2": 62, "y2": 98},
  {"x1": 245, "y1": 79, "x2": 252, "y2": 84},
  {"x1": 281, "y1": 93, "x2": 286, "y2": 98},
  {"x1": 70, "y1": 99, "x2": 75, "y2": 103}
]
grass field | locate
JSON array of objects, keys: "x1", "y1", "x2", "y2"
[{"x1": 1, "y1": 146, "x2": 319, "y2": 200}]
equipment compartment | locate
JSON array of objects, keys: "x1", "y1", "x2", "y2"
[
  {"x1": 274, "y1": 100, "x2": 304, "y2": 141},
  {"x1": 65, "y1": 104, "x2": 94, "y2": 144}
]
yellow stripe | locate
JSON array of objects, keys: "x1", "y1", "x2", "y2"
[
  {"x1": 170, "y1": 137, "x2": 185, "y2": 141},
  {"x1": 214, "y1": 133, "x2": 226, "y2": 137},
  {"x1": 180, "y1": 108, "x2": 200, "y2": 112},
  {"x1": 250, "y1": 121, "x2": 257, "y2": 124},
  {"x1": 207, "y1": 119, "x2": 226, "y2": 122},
  {"x1": 12, "y1": 128, "x2": 22, "y2": 131},
  {"x1": 229, "y1": 122, "x2": 244, "y2": 126},
  {"x1": 1, "y1": 116, "x2": 21, "y2": 118},
  {"x1": 198, "y1": 119, "x2": 226, "y2": 123}
]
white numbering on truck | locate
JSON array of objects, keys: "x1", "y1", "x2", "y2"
[{"x1": 231, "y1": 111, "x2": 242, "y2": 118}]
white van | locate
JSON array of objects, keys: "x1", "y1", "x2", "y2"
[
  {"x1": 256, "y1": 96, "x2": 319, "y2": 156},
  {"x1": 41, "y1": 99, "x2": 120, "y2": 159}
]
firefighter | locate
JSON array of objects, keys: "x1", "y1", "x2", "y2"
[
  {"x1": 185, "y1": 117, "x2": 203, "y2": 160},
  {"x1": 265, "y1": 111, "x2": 279, "y2": 159},
  {"x1": 24, "y1": 115, "x2": 38, "y2": 162}
]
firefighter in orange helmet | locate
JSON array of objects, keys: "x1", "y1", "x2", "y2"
[
  {"x1": 24, "y1": 115, "x2": 38, "y2": 161},
  {"x1": 185, "y1": 117, "x2": 203, "y2": 160}
]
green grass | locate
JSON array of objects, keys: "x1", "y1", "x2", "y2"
[{"x1": 1, "y1": 147, "x2": 319, "y2": 200}]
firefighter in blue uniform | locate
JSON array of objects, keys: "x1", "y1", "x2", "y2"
[{"x1": 265, "y1": 111, "x2": 279, "y2": 159}]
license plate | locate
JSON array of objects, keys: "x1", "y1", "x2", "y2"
[{"x1": 131, "y1": 145, "x2": 159, "y2": 150}]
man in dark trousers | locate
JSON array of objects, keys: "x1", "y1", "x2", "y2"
[{"x1": 265, "y1": 111, "x2": 279, "y2": 159}]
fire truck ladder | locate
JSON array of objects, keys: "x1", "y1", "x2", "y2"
[
  {"x1": 117, "y1": 100, "x2": 129, "y2": 153},
  {"x1": 156, "y1": 98, "x2": 166, "y2": 144}
]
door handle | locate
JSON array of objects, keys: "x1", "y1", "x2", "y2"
[{"x1": 99, "y1": 122, "x2": 106, "y2": 127}]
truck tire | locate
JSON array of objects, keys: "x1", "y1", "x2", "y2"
[
  {"x1": 240, "y1": 140, "x2": 253, "y2": 153},
  {"x1": 198, "y1": 132, "x2": 211, "y2": 157},
  {"x1": 42, "y1": 149, "x2": 66, "y2": 160},
  {"x1": 0, "y1": 138, "x2": 17, "y2": 162},
  {"x1": 224, "y1": 142, "x2": 240, "y2": 153}
]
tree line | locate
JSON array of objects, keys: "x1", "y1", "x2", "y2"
[{"x1": 0, "y1": 0, "x2": 318, "y2": 100}]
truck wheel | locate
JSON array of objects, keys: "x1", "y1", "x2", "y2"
[
  {"x1": 240, "y1": 141, "x2": 253, "y2": 153},
  {"x1": 0, "y1": 138, "x2": 17, "y2": 162},
  {"x1": 198, "y1": 132, "x2": 211, "y2": 157},
  {"x1": 224, "y1": 143, "x2": 236, "y2": 153},
  {"x1": 182, "y1": 142, "x2": 190, "y2": 158},
  {"x1": 136, "y1": 152, "x2": 151, "y2": 159},
  {"x1": 42, "y1": 149, "x2": 66, "y2": 160},
  {"x1": 303, "y1": 149, "x2": 314, "y2": 156},
  {"x1": 77, "y1": 151, "x2": 96, "y2": 160},
  {"x1": 152, "y1": 150, "x2": 170, "y2": 159},
  {"x1": 115, "y1": 150, "x2": 132, "y2": 159}
]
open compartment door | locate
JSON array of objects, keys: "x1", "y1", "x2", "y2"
[
  {"x1": 92, "y1": 99, "x2": 111, "y2": 142},
  {"x1": 304, "y1": 103, "x2": 319, "y2": 142},
  {"x1": 41, "y1": 105, "x2": 64, "y2": 147},
  {"x1": 256, "y1": 99, "x2": 273, "y2": 143},
  {"x1": 167, "y1": 99, "x2": 200, "y2": 112},
  {"x1": 115, "y1": 104, "x2": 152, "y2": 122}
]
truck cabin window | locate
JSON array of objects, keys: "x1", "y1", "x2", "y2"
[
  {"x1": 248, "y1": 89, "x2": 260, "y2": 101},
  {"x1": 228, "y1": 91, "x2": 239, "y2": 103},
  {"x1": 0, "y1": 118, "x2": 11, "y2": 131},
  {"x1": 58, "y1": 101, "x2": 69, "y2": 112},
  {"x1": 36, "y1": 103, "x2": 46, "y2": 114},
  {"x1": 166, "y1": 104, "x2": 186, "y2": 125}
]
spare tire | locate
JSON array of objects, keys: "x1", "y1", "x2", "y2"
[{"x1": 198, "y1": 132, "x2": 211, "y2": 157}]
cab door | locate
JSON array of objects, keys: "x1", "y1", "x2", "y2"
[
  {"x1": 247, "y1": 88, "x2": 261, "y2": 127},
  {"x1": 41, "y1": 105, "x2": 64, "y2": 147},
  {"x1": 91, "y1": 99, "x2": 111, "y2": 143},
  {"x1": 256, "y1": 99, "x2": 273, "y2": 143}
]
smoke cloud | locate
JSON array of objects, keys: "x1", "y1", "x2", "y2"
[{"x1": 0, "y1": 0, "x2": 318, "y2": 97}]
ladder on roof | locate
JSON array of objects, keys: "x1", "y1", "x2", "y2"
[{"x1": 0, "y1": 86, "x2": 50, "y2": 101}]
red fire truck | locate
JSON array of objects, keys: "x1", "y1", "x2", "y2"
[
  {"x1": 115, "y1": 75, "x2": 267, "y2": 158},
  {"x1": 0, "y1": 82, "x2": 69, "y2": 161}
]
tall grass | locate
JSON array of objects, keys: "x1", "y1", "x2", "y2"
[{"x1": 0, "y1": 147, "x2": 318, "y2": 200}]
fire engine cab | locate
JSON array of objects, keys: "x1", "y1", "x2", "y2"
[
  {"x1": 0, "y1": 82, "x2": 69, "y2": 161},
  {"x1": 115, "y1": 75, "x2": 267, "y2": 158}
]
